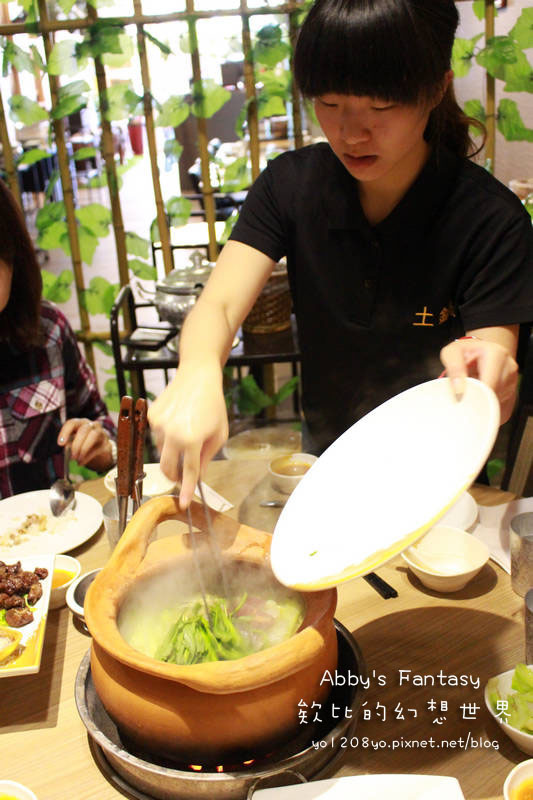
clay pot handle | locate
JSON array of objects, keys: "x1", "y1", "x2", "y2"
[{"x1": 104, "y1": 495, "x2": 219, "y2": 578}]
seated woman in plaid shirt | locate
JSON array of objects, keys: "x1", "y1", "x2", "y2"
[{"x1": 0, "y1": 179, "x2": 117, "y2": 498}]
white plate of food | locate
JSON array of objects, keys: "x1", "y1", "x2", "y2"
[
  {"x1": 252, "y1": 773, "x2": 465, "y2": 798},
  {"x1": 0, "y1": 554, "x2": 54, "y2": 677},
  {"x1": 271, "y1": 378, "x2": 499, "y2": 591},
  {"x1": 0, "y1": 490, "x2": 103, "y2": 557}
]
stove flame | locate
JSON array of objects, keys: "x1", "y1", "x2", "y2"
[{"x1": 187, "y1": 758, "x2": 256, "y2": 773}]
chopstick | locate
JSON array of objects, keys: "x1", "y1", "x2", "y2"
[{"x1": 363, "y1": 572, "x2": 398, "y2": 599}]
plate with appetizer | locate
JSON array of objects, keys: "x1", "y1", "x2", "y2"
[
  {"x1": 0, "y1": 554, "x2": 54, "y2": 676},
  {"x1": 0, "y1": 490, "x2": 103, "y2": 557}
]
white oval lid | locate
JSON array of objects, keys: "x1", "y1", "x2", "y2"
[{"x1": 271, "y1": 378, "x2": 499, "y2": 590}]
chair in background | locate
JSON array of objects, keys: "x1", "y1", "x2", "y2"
[{"x1": 110, "y1": 285, "x2": 178, "y2": 399}]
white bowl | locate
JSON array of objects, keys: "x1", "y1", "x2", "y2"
[
  {"x1": 66, "y1": 568, "x2": 101, "y2": 623},
  {"x1": 485, "y1": 666, "x2": 533, "y2": 756},
  {"x1": 268, "y1": 453, "x2": 318, "y2": 494},
  {"x1": 504, "y1": 758, "x2": 533, "y2": 799},
  {"x1": 49, "y1": 554, "x2": 81, "y2": 610},
  {"x1": 402, "y1": 525, "x2": 489, "y2": 592},
  {"x1": 104, "y1": 463, "x2": 176, "y2": 497},
  {"x1": 0, "y1": 780, "x2": 38, "y2": 800},
  {"x1": 437, "y1": 491, "x2": 478, "y2": 531}
]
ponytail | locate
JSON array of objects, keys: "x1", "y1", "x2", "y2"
[{"x1": 425, "y1": 84, "x2": 486, "y2": 159}]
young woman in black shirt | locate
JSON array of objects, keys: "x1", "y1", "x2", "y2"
[{"x1": 148, "y1": 0, "x2": 533, "y2": 507}]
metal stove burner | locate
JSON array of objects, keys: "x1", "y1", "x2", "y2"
[{"x1": 75, "y1": 620, "x2": 366, "y2": 800}]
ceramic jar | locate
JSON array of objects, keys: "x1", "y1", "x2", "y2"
[{"x1": 84, "y1": 496, "x2": 338, "y2": 762}]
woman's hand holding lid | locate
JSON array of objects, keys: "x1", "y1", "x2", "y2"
[{"x1": 440, "y1": 327, "x2": 519, "y2": 424}]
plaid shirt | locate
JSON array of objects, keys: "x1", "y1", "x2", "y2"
[{"x1": 0, "y1": 301, "x2": 116, "y2": 498}]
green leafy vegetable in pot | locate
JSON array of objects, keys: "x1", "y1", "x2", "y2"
[{"x1": 119, "y1": 581, "x2": 305, "y2": 666}]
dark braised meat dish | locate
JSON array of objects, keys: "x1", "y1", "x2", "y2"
[
  {"x1": 5, "y1": 607, "x2": 34, "y2": 627},
  {"x1": 0, "y1": 560, "x2": 49, "y2": 627}
]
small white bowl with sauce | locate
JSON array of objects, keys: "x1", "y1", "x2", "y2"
[
  {"x1": 504, "y1": 758, "x2": 533, "y2": 800},
  {"x1": 268, "y1": 452, "x2": 317, "y2": 494},
  {"x1": 0, "y1": 780, "x2": 38, "y2": 800},
  {"x1": 49, "y1": 554, "x2": 81, "y2": 610}
]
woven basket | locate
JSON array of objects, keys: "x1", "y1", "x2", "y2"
[{"x1": 242, "y1": 264, "x2": 292, "y2": 334}]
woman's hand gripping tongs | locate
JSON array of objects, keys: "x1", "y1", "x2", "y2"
[{"x1": 116, "y1": 396, "x2": 148, "y2": 537}]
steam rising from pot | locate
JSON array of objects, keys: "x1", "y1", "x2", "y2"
[{"x1": 117, "y1": 547, "x2": 305, "y2": 664}]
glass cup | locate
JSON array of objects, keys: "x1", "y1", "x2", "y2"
[
  {"x1": 510, "y1": 512, "x2": 533, "y2": 597},
  {"x1": 102, "y1": 497, "x2": 135, "y2": 550}
]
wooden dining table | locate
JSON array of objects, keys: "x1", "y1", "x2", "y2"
[{"x1": 0, "y1": 459, "x2": 526, "y2": 800}]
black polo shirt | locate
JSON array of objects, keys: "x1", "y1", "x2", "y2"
[{"x1": 230, "y1": 143, "x2": 533, "y2": 453}]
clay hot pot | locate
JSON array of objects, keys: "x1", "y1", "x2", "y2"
[{"x1": 84, "y1": 495, "x2": 338, "y2": 763}]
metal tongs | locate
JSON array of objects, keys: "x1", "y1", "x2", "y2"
[
  {"x1": 116, "y1": 396, "x2": 148, "y2": 537},
  {"x1": 185, "y1": 474, "x2": 230, "y2": 629}
]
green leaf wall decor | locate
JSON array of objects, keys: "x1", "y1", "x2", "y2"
[
  {"x1": 80, "y1": 277, "x2": 120, "y2": 315},
  {"x1": 167, "y1": 195, "x2": 192, "y2": 227},
  {"x1": 452, "y1": 34, "x2": 483, "y2": 78},
  {"x1": 156, "y1": 95, "x2": 190, "y2": 128},
  {"x1": 126, "y1": 232, "x2": 151, "y2": 259},
  {"x1": 510, "y1": 8, "x2": 533, "y2": 51},
  {"x1": 128, "y1": 258, "x2": 157, "y2": 280},
  {"x1": 191, "y1": 79, "x2": 231, "y2": 119},
  {"x1": 75, "y1": 204, "x2": 112, "y2": 238},
  {"x1": 41, "y1": 269, "x2": 74, "y2": 304},
  {"x1": 8, "y1": 95, "x2": 48, "y2": 125},
  {"x1": 17, "y1": 148, "x2": 50, "y2": 166},
  {"x1": 497, "y1": 99, "x2": 533, "y2": 142}
]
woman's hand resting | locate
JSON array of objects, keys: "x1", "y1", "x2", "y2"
[
  {"x1": 440, "y1": 335, "x2": 519, "y2": 424},
  {"x1": 57, "y1": 417, "x2": 115, "y2": 472},
  {"x1": 147, "y1": 361, "x2": 229, "y2": 509}
]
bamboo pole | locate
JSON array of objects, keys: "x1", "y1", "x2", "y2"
[
  {"x1": 86, "y1": 4, "x2": 130, "y2": 289},
  {"x1": 132, "y1": 0, "x2": 174, "y2": 275},
  {"x1": 0, "y1": 5, "x2": 23, "y2": 208},
  {"x1": 37, "y1": 0, "x2": 96, "y2": 373},
  {"x1": 0, "y1": 4, "x2": 306, "y2": 36},
  {"x1": 75, "y1": 330, "x2": 114, "y2": 342},
  {"x1": 289, "y1": 10, "x2": 304, "y2": 150},
  {"x1": 186, "y1": 0, "x2": 219, "y2": 263},
  {"x1": 86, "y1": 5, "x2": 142, "y2": 396},
  {"x1": 240, "y1": 0, "x2": 260, "y2": 181},
  {"x1": 484, "y1": 0, "x2": 496, "y2": 170},
  {"x1": 0, "y1": 90, "x2": 23, "y2": 209}
]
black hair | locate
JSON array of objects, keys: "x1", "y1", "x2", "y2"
[
  {"x1": 0, "y1": 179, "x2": 43, "y2": 348},
  {"x1": 294, "y1": 0, "x2": 485, "y2": 157}
]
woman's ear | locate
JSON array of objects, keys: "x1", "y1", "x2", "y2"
[
  {"x1": 432, "y1": 69, "x2": 454, "y2": 109},
  {"x1": 443, "y1": 69, "x2": 454, "y2": 93}
]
